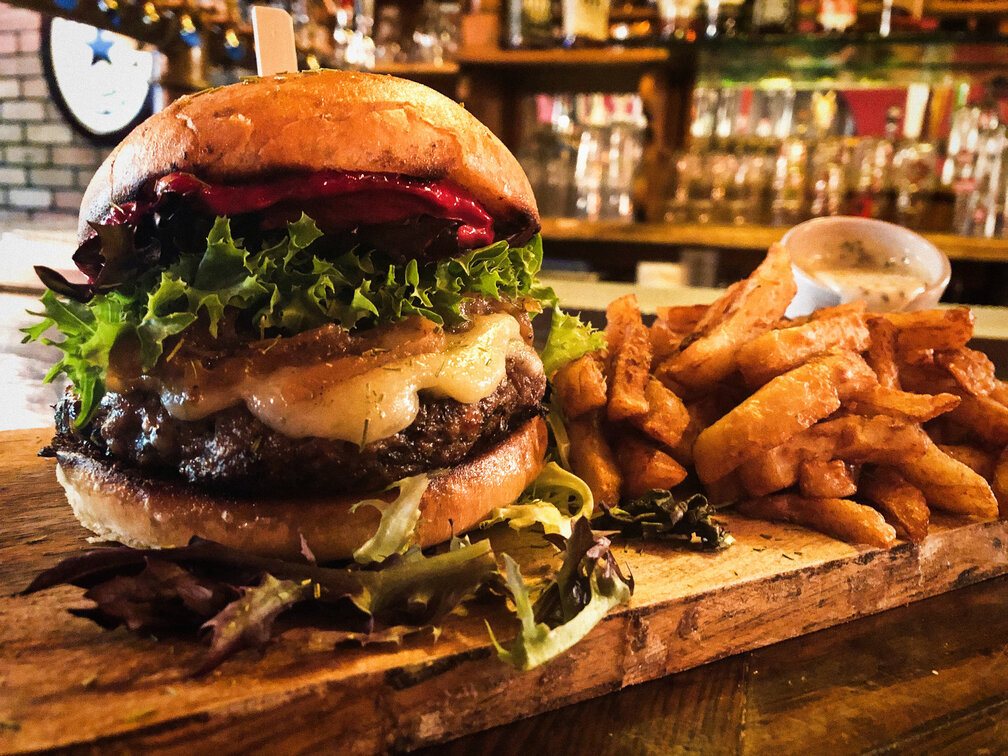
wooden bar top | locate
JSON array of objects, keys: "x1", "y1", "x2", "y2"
[{"x1": 1, "y1": 271, "x2": 1006, "y2": 752}]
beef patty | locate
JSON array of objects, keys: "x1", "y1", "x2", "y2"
[{"x1": 54, "y1": 356, "x2": 545, "y2": 496}]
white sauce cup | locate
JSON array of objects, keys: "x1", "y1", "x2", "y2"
[{"x1": 782, "y1": 217, "x2": 951, "y2": 318}]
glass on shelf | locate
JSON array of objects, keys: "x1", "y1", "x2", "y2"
[
  {"x1": 519, "y1": 91, "x2": 647, "y2": 221},
  {"x1": 771, "y1": 137, "x2": 809, "y2": 226}
]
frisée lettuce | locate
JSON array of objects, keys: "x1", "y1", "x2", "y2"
[{"x1": 23, "y1": 214, "x2": 603, "y2": 425}]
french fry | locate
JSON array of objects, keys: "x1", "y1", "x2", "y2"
[
  {"x1": 882, "y1": 307, "x2": 975, "y2": 353},
  {"x1": 798, "y1": 459, "x2": 858, "y2": 498},
  {"x1": 947, "y1": 394, "x2": 1008, "y2": 446},
  {"x1": 692, "y1": 351, "x2": 876, "y2": 483},
  {"x1": 552, "y1": 353, "x2": 607, "y2": 420},
  {"x1": 615, "y1": 434, "x2": 688, "y2": 499},
  {"x1": 604, "y1": 294, "x2": 641, "y2": 358},
  {"x1": 658, "y1": 243, "x2": 797, "y2": 388},
  {"x1": 896, "y1": 435, "x2": 999, "y2": 518},
  {"x1": 736, "y1": 414, "x2": 927, "y2": 496},
  {"x1": 737, "y1": 494, "x2": 897, "y2": 548},
  {"x1": 735, "y1": 307, "x2": 870, "y2": 387},
  {"x1": 567, "y1": 411, "x2": 623, "y2": 508},
  {"x1": 585, "y1": 244, "x2": 1006, "y2": 547},
  {"x1": 989, "y1": 379, "x2": 1008, "y2": 407},
  {"x1": 650, "y1": 304, "x2": 708, "y2": 364},
  {"x1": 630, "y1": 378, "x2": 691, "y2": 450},
  {"x1": 608, "y1": 320, "x2": 651, "y2": 421},
  {"x1": 992, "y1": 446, "x2": 1008, "y2": 517},
  {"x1": 859, "y1": 467, "x2": 929, "y2": 543},
  {"x1": 846, "y1": 385, "x2": 960, "y2": 423},
  {"x1": 705, "y1": 469, "x2": 746, "y2": 505},
  {"x1": 938, "y1": 444, "x2": 995, "y2": 480},
  {"x1": 670, "y1": 395, "x2": 732, "y2": 466},
  {"x1": 898, "y1": 360, "x2": 961, "y2": 396},
  {"x1": 936, "y1": 348, "x2": 997, "y2": 398},
  {"x1": 865, "y1": 316, "x2": 901, "y2": 389},
  {"x1": 656, "y1": 303, "x2": 710, "y2": 331},
  {"x1": 737, "y1": 429, "x2": 838, "y2": 496}
]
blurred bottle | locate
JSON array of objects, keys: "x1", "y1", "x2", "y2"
[
  {"x1": 546, "y1": 95, "x2": 577, "y2": 215},
  {"x1": 852, "y1": 0, "x2": 884, "y2": 32},
  {"x1": 808, "y1": 139, "x2": 847, "y2": 217},
  {"x1": 842, "y1": 109, "x2": 899, "y2": 222},
  {"x1": 659, "y1": 0, "x2": 701, "y2": 40},
  {"x1": 876, "y1": 104, "x2": 903, "y2": 220},
  {"x1": 690, "y1": 0, "x2": 720, "y2": 38},
  {"x1": 373, "y1": 5, "x2": 403, "y2": 63},
  {"x1": 573, "y1": 94, "x2": 608, "y2": 220},
  {"x1": 562, "y1": 0, "x2": 611, "y2": 45},
  {"x1": 332, "y1": 0, "x2": 353, "y2": 64},
  {"x1": 750, "y1": 0, "x2": 794, "y2": 33},
  {"x1": 460, "y1": 0, "x2": 499, "y2": 49},
  {"x1": 501, "y1": 0, "x2": 557, "y2": 47},
  {"x1": 346, "y1": 0, "x2": 376, "y2": 69},
  {"x1": 690, "y1": 85, "x2": 719, "y2": 143},
  {"x1": 716, "y1": 0, "x2": 747, "y2": 36},
  {"x1": 818, "y1": 0, "x2": 857, "y2": 32},
  {"x1": 771, "y1": 137, "x2": 809, "y2": 225},
  {"x1": 892, "y1": 84, "x2": 936, "y2": 230},
  {"x1": 794, "y1": 0, "x2": 821, "y2": 32},
  {"x1": 962, "y1": 107, "x2": 1005, "y2": 238},
  {"x1": 603, "y1": 95, "x2": 646, "y2": 220}
]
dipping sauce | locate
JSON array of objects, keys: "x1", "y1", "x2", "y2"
[{"x1": 801, "y1": 239, "x2": 929, "y2": 313}]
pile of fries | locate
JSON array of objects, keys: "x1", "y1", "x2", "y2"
[{"x1": 552, "y1": 243, "x2": 1007, "y2": 548}]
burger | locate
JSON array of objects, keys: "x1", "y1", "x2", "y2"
[{"x1": 27, "y1": 70, "x2": 590, "y2": 562}]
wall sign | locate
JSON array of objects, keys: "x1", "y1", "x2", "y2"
[{"x1": 41, "y1": 16, "x2": 156, "y2": 144}]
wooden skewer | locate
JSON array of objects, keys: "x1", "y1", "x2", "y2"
[{"x1": 251, "y1": 5, "x2": 298, "y2": 77}]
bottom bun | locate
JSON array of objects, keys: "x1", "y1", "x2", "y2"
[{"x1": 56, "y1": 416, "x2": 548, "y2": 561}]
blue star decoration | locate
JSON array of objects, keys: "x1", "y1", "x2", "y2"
[{"x1": 88, "y1": 30, "x2": 114, "y2": 65}]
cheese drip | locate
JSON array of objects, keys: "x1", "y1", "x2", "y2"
[{"x1": 158, "y1": 314, "x2": 536, "y2": 443}]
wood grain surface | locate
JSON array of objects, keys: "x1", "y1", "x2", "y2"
[{"x1": 1, "y1": 427, "x2": 1006, "y2": 755}]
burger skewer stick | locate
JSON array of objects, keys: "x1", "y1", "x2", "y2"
[{"x1": 251, "y1": 5, "x2": 299, "y2": 76}]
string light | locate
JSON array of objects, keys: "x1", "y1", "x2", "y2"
[
  {"x1": 142, "y1": 2, "x2": 159, "y2": 24},
  {"x1": 53, "y1": 0, "x2": 78, "y2": 11},
  {"x1": 97, "y1": 0, "x2": 121, "y2": 26},
  {"x1": 179, "y1": 13, "x2": 200, "y2": 46},
  {"x1": 223, "y1": 26, "x2": 244, "y2": 61}
]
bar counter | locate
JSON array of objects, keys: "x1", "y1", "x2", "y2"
[{"x1": 1, "y1": 228, "x2": 1005, "y2": 754}]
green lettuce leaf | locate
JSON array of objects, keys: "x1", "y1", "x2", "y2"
[
  {"x1": 544, "y1": 401, "x2": 571, "y2": 468},
  {"x1": 23, "y1": 215, "x2": 554, "y2": 425},
  {"x1": 350, "y1": 474, "x2": 429, "y2": 564},
  {"x1": 487, "y1": 518, "x2": 633, "y2": 671},
  {"x1": 480, "y1": 462, "x2": 593, "y2": 538},
  {"x1": 597, "y1": 490, "x2": 734, "y2": 551},
  {"x1": 21, "y1": 536, "x2": 497, "y2": 674},
  {"x1": 355, "y1": 537, "x2": 497, "y2": 626},
  {"x1": 197, "y1": 574, "x2": 311, "y2": 675},
  {"x1": 539, "y1": 304, "x2": 607, "y2": 377}
]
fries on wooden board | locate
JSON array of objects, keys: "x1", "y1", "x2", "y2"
[{"x1": 552, "y1": 243, "x2": 1007, "y2": 548}]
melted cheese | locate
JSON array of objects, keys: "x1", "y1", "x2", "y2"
[{"x1": 158, "y1": 314, "x2": 537, "y2": 443}]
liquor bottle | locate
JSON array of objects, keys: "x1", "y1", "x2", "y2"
[
  {"x1": 501, "y1": 0, "x2": 557, "y2": 47},
  {"x1": 818, "y1": 0, "x2": 857, "y2": 33},
  {"x1": 690, "y1": 0, "x2": 720, "y2": 38},
  {"x1": 717, "y1": 0, "x2": 747, "y2": 36},
  {"x1": 795, "y1": 0, "x2": 821, "y2": 33},
  {"x1": 750, "y1": 0, "x2": 794, "y2": 34},
  {"x1": 658, "y1": 0, "x2": 701, "y2": 40},
  {"x1": 561, "y1": 0, "x2": 610, "y2": 45}
]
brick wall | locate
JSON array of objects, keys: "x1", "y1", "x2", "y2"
[{"x1": 0, "y1": 2, "x2": 110, "y2": 225}]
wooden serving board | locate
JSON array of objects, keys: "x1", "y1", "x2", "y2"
[{"x1": 1, "y1": 427, "x2": 1006, "y2": 755}]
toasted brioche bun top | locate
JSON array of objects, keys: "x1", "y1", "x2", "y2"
[{"x1": 79, "y1": 70, "x2": 539, "y2": 243}]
